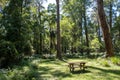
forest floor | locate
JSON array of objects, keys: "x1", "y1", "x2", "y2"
[{"x1": 0, "y1": 56, "x2": 120, "y2": 80}]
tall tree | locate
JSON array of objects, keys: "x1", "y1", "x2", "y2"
[
  {"x1": 47, "y1": 3, "x2": 56, "y2": 55},
  {"x1": 63, "y1": 0, "x2": 85, "y2": 54},
  {"x1": 83, "y1": 0, "x2": 89, "y2": 55},
  {"x1": 97, "y1": 0, "x2": 114, "y2": 57},
  {"x1": 32, "y1": 0, "x2": 47, "y2": 54},
  {"x1": 2, "y1": 0, "x2": 24, "y2": 53},
  {"x1": 109, "y1": 0, "x2": 113, "y2": 30},
  {"x1": 56, "y1": 0, "x2": 62, "y2": 59}
]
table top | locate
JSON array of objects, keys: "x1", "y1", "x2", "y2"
[{"x1": 68, "y1": 61, "x2": 86, "y2": 64}]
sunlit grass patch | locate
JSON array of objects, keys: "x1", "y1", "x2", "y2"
[{"x1": 1, "y1": 57, "x2": 120, "y2": 80}]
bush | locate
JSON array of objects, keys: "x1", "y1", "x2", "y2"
[
  {"x1": 90, "y1": 37, "x2": 102, "y2": 52},
  {"x1": 0, "y1": 40, "x2": 19, "y2": 68},
  {"x1": 102, "y1": 60, "x2": 110, "y2": 67},
  {"x1": 98, "y1": 58, "x2": 110, "y2": 67},
  {"x1": 110, "y1": 57, "x2": 120, "y2": 65},
  {"x1": 0, "y1": 72, "x2": 8, "y2": 80},
  {"x1": 23, "y1": 41, "x2": 34, "y2": 56}
]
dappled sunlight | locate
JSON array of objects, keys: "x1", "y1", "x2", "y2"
[
  {"x1": 89, "y1": 66, "x2": 120, "y2": 76},
  {"x1": 0, "y1": 0, "x2": 120, "y2": 80},
  {"x1": 87, "y1": 66, "x2": 120, "y2": 80},
  {"x1": 31, "y1": 59, "x2": 41, "y2": 65},
  {"x1": 22, "y1": 66, "x2": 30, "y2": 73},
  {"x1": 1, "y1": 57, "x2": 120, "y2": 80}
]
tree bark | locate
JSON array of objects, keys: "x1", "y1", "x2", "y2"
[
  {"x1": 84, "y1": 0, "x2": 89, "y2": 55},
  {"x1": 56, "y1": 0, "x2": 62, "y2": 60},
  {"x1": 109, "y1": 0, "x2": 112, "y2": 30},
  {"x1": 38, "y1": 2, "x2": 42, "y2": 54},
  {"x1": 97, "y1": 0, "x2": 114, "y2": 57}
]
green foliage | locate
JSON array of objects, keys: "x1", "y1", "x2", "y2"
[
  {"x1": 97, "y1": 58, "x2": 110, "y2": 67},
  {"x1": 110, "y1": 57, "x2": 120, "y2": 65},
  {"x1": 60, "y1": 17, "x2": 74, "y2": 53},
  {"x1": 0, "y1": 0, "x2": 120, "y2": 69},
  {"x1": 1, "y1": 58, "x2": 120, "y2": 80},
  {"x1": 23, "y1": 41, "x2": 34, "y2": 56},
  {"x1": 112, "y1": 16, "x2": 120, "y2": 51},
  {"x1": 90, "y1": 36, "x2": 102, "y2": 52},
  {"x1": 0, "y1": 72, "x2": 8, "y2": 80},
  {"x1": 23, "y1": 69, "x2": 39, "y2": 80},
  {"x1": 102, "y1": 60, "x2": 110, "y2": 67},
  {"x1": 0, "y1": 40, "x2": 19, "y2": 68}
]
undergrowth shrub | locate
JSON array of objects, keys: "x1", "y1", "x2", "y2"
[
  {"x1": 23, "y1": 68, "x2": 39, "y2": 80},
  {"x1": 0, "y1": 72, "x2": 8, "y2": 80},
  {"x1": 102, "y1": 60, "x2": 110, "y2": 67},
  {"x1": 110, "y1": 57, "x2": 120, "y2": 65},
  {"x1": 97, "y1": 58, "x2": 110, "y2": 67},
  {"x1": 0, "y1": 40, "x2": 19, "y2": 68}
]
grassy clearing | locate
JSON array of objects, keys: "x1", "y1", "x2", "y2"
[{"x1": 0, "y1": 57, "x2": 120, "y2": 80}]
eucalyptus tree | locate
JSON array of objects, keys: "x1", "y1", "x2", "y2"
[
  {"x1": 32, "y1": 0, "x2": 47, "y2": 54},
  {"x1": 103, "y1": 0, "x2": 120, "y2": 52},
  {"x1": 62, "y1": 0, "x2": 83, "y2": 54},
  {"x1": 47, "y1": 3, "x2": 56, "y2": 55},
  {"x1": 62, "y1": 0, "x2": 91, "y2": 55},
  {"x1": 83, "y1": 0, "x2": 90, "y2": 55},
  {"x1": 60, "y1": 16, "x2": 73, "y2": 54},
  {"x1": 56, "y1": 0, "x2": 62, "y2": 59},
  {"x1": 109, "y1": 0, "x2": 113, "y2": 30},
  {"x1": 103, "y1": 0, "x2": 120, "y2": 43},
  {"x1": 97, "y1": 0, "x2": 114, "y2": 57}
]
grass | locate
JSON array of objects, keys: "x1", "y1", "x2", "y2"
[{"x1": 0, "y1": 56, "x2": 120, "y2": 80}]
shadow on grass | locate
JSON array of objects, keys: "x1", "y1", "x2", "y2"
[
  {"x1": 51, "y1": 70, "x2": 72, "y2": 78},
  {"x1": 40, "y1": 59, "x2": 67, "y2": 66},
  {"x1": 71, "y1": 70, "x2": 91, "y2": 74},
  {"x1": 19, "y1": 66, "x2": 53, "y2": 80},
  {"x1": 38, "y1": 66, "x2": 72, "y2": 78},
  {"x1": 89, "y1": 66, "x2": 120, "y2": 75},
  {"x1": 20, "y1": 59, "x2": 72, "y2": 78},
  {"x1": 38, "y1": 66, "x2": 53, "y2": 74}
]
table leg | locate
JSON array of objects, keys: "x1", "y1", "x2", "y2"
[{"x1": 69, "y1": 64, "x2": 74, "y2": 71}]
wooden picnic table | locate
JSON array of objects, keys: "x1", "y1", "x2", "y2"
[{"x1": 68, "y1": 62, "x2": 87, "y2": 72}]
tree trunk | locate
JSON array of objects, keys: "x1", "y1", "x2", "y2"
[
  {"x1": 50, "y1": 28, "x2": 52, "y2": 54},
  {"x1": 38, "y1": 2, "x2": 43, "y2": 54},
  {"x1": 109, "y1": 0, "x2": 113, "y2": 40},
  {"x1": 96, "y1": 11, "x2": 102, "y2": 51},
  {"x1": 118, "y1": 23, "x2": 120, "y2": 40},
  {"x1": 97, "y1": 0, "x2": 114, "y2": 57},
  {"x1": 56, "y1": 0, "x2": 62, "y2": 60},
  {"x1": 79, "y1": 20, "x2": 83, "y2": 55},
  {"x1": 109, "y1": 0, "x2": 112, "y2": 30},
  {"x1": 84, "y1": 0, "x2": 89, "y2": 55}
]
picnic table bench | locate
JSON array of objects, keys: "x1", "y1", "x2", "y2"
[{"x1": 68, "y1": 62, "x2": 87, "y2": 72}]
